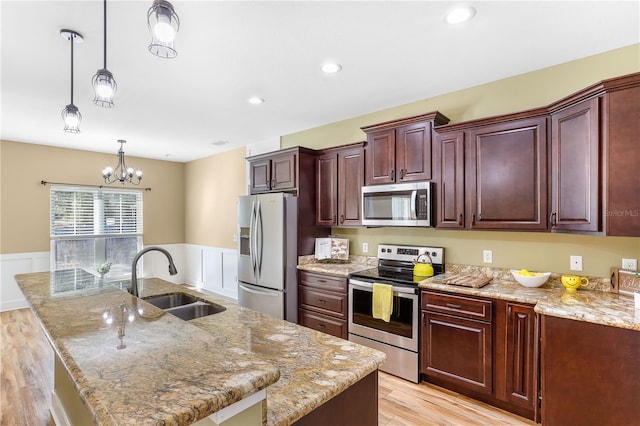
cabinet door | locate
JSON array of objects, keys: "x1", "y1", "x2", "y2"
[
  {"x1": 250, "y1": 159, "x2": 272, "y2": 194},
  {"x1": 433, "y1": 131, "x2": 465, "y2": 229},
  {"x1": 365, "y1": 129, "x2": 396, "y2": 185},
  {"x1": 550, "y1": 98, "x2": 600, "y2": 233},
  {"x1": 396, "y1": 121, "x2": 432, "y2": 182},
  {"x1": 467, "y1": 117, "x2": 548, "y2": 230},
  {"x1": 271, "y1": 153, "x2": 297, "y2": 191},
  {"x1": 338, "y1": 147, "x2": 365, "y2": 226},
  {"x1": 421, "y1": 310, "x2": 492, "y2": 395},
  {"x1": 504, "y1": 303, "x2": 538, "y2": 411},
  {"x1": 316, "y1": 153, "x2": 338, "y2": 226}
]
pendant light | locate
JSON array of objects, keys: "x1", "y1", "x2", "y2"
[
  {"x1": 102, "y1": 140, "x2": 143, "y2": 185},
  {"x1": 147, "y1": 0, "x2": 180, "y2": 59},
  {"x1": 60, "y1": 29, "x2": 83, "y2": 133},
  {"x1": 92, "y1": 0, "x2": 117, "y2": 107}
]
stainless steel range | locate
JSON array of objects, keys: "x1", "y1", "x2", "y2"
[{"x1": 348, "y1": 244, "x2": 444, "y2": 383}]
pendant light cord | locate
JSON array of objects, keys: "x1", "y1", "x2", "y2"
[
  {"x1": 70, "y1": 35, "x2": 74, "y2": 104},
  {"x1": 103, "y1": 0, "x2": 107, "y2": 69}
]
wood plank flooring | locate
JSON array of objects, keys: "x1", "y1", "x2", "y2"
[{"x1": 1, "y1": 309, "x2": 536, "y2": 425}]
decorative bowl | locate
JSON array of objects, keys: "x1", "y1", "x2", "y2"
[{"x1": 510, "y1": 269, "x2": 551, "y2": 288}]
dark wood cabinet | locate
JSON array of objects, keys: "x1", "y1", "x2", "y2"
[
  {"x1": 549, "y1": 72, "x2": 640, "y2": 236},
  {"x1": 494, "y1": 301, "x2": 539, "y2": 421},
  {"x1": 421, "y1": 292, "x2": 493, "y2": 395},
  {"x1": 466, "y1": 116, "x2": 548, "y2": 230},
  {"x1": 541, "y1": 315, "x2": 640, "y2": 426},
  {"x1": 432, "y1": 113, "x2": 548, "y2": 231},
  {"x1": 420, "y1": 291, "x2": 539, "y2": 421},
  {"x1": 550, "y1": 98, "x2": 600, "y2": 233},
  {"x1": 361, "y1": 112, "x2": 450, "y2": 186},
  {"x1": 248, "y1": 147, "x2": 315, "y2": 194},
  {"x1": 298, "y1": 271, "x2": 348, "y2": 339},
  {"x1": 316, "y1": 143, "x2": 365, "y2": 227},
  {"x1": 432, "y1": 130, "x2": 465, "y2": 229}
]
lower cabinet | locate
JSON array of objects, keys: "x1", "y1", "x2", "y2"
[
  {"x1": 298, "y1": 271, "x2": 347, "y2": 339},
  {"x1": 420, "y1": 291, "x2": 539, "y2": 421},
  {"x1": 541, "y1": 315, "x2": 640, "y2": 426}
]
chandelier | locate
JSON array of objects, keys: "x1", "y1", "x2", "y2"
[
  {"x1": 102, "y1": 140, "x2": 143, "y2": 185},
  {"x1": 60, "y1": 29, "x2": 83, "y2": 133}
]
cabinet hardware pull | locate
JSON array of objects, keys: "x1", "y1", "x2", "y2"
[
  {"x1": 446, "y1": 303, "x2": 461, "y2": 309},
  {"x1": 317, "y1": 299, "x2": 326, "y2": 303},
  {"x1": 317, "y1": 324, "x2": 325, "y2": 328},
  {"x1": 390, "y1": 169, "x2": 395, "y2": 180},
  {"x1": 400, "y1": 169, "x2": 404, "y2": 179},
  {"x1": 471, "y1": 214, "x2": 476, "y2": 226},
  {"x1": 317, "y1": 279, "x2": 326, "y2": 283},
  {"x1": 550, "y1": 212, "x2": 557, "y2": 228},
  {"x1": 340, "y1": 214, "x2": 344, "y2": 223},
  {"x1": 458, "y1": 213, "x2": 463, "y2": 226}
]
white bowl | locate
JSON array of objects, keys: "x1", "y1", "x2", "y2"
[{"x1": 510, "y1": 270, "x2": 551, "y2": 288}]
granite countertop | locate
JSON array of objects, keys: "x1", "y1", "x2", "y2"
[
  {"x1": 418, "y1": 269, "x2": 640, "y2": 332},
  {"x1": 16, "y1": 271, "x2": 386, "y2": 426},
  {"x1": 296, "y1": 255, "x2": 377, "y2": 277}
]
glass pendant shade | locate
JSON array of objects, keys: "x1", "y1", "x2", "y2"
[
  {"x1": 147, "y1": 0, "x2": 179, "y2": 59},
  {"x1": 61, "y1": 104, "x2": 81, "y2": 133},
  {"x1": 92, "y1": 68, "x2": 117, "y2": 107}
]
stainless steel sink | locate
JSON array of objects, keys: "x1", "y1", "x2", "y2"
[
  {"x1": 142, "y1": 292, "x2": 226, "y2": 320},
  {"x1": 143, "y1": 292, "x2": 199, "y2": 309},
  {"x1": 165, "y1": 302, "x2": 226, "y2": 321}
]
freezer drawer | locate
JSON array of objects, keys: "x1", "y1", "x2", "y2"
[{"x1": 238, "y1": 282, "x2": 285, "y2": 320}]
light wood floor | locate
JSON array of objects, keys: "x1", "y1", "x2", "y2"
[{"x1": 1, "y1": 309, "x2": 537, "y2": 425}]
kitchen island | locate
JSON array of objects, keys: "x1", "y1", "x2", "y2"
[{"x1": 15, "y1": 271, "x2": 386, "y2": 426}]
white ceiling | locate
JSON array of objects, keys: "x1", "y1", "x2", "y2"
[{"x1": 2, "y1": 1, "x2": 639, "y2": 163}]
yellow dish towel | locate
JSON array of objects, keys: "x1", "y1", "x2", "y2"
[{"x1": 372, "y1": 283, "x2": 393, "y2": 322}]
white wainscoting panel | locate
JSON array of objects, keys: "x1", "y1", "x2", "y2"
[
  {"x1": 200, "y1": 246, "x2": 238, "y2": 300},
  {"x1": 0, "y1": 252, "x2": 50, "y2": 311}
]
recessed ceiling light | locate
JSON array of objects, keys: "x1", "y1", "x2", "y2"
[
  {"x1": 321, "y1": 62, "x2": 342, "y2": 74},
  {"x1": 445, "y1": 6, "x2": 476, "y2": 24},
  {"x1": 212, "y1": 140, "x2": 229, "y2": 146},
  {"x1": 248, "y1": 97, "x2": 265, "y2": 105}
]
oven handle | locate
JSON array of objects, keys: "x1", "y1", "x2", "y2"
[{"x1": 349, "y1": 279, "x2": 417, "y2": 295}]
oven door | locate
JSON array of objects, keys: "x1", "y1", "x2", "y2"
[{"x1": 348, "y1": 279, "x2": 419, "y2": 352}]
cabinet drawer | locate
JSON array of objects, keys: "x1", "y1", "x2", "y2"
[
  {"x1": 422, "y1": 291, "x2": 492, "y2": 321},
  {"x1": 299, "y1": 309, "x2": 347, "y2": 339},
  {"x1": 299, "y1": 285, "x2": 347, "y2": 318},
  {"x1": 299, "y1": 271, "x2": 347, "y2": 292}
]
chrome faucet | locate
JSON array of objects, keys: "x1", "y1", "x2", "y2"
[{"x1": 130, "y1": 246, "x2": 178, "y2": 297}]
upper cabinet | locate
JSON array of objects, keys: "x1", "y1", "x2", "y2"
[
  {"x1": 361, "y1": 112, "x2": 450, "y2": 186},
  {"x1": 548, "y1": 72, "x2": 640, "y2": 236},
  {"x1": 433, "y1": 112, "x2": 548, "y2": 231},
  {"x1": 316, "y1": 143, "x2": 365, "y2": 227},
  {"x1": 248, "y1": 147, "x2": 316, "y2": 194}
]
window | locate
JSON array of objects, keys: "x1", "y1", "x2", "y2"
[{"x1": 50, "y1": 186, "x2": 143, "y2": 281}]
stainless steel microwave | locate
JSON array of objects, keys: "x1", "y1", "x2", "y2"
[{"x1": 361, "y1": 182, "x2": 433, "y2": 227}]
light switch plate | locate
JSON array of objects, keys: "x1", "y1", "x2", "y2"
[
  {"x1": 483, "y1": 250, "x2": 493, "y2": 263},
  {"x1": 362, "y1": 242, "x2": 369, "y2": 253}
]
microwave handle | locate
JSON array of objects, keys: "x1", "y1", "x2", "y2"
[{"x1": 410, "y1": 190, "x2": 417, "y2": 220}]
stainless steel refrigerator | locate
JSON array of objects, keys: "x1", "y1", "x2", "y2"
[{"x1": 237, "y1": 192, "x2": 298, "y2": 321}]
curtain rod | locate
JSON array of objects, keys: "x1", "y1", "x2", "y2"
[{"x1": 40, "y1": 180, "x2": 151, "y2": 191}]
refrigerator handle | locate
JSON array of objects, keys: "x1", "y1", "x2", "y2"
[
  {"x1": 239, "y1": 283, "x2": 280, "y2": 297},
  {"x1": 250, "y1": 200, "x2": 257, "y2": 275},
  {"x1": 257, "y1": 200, "x2": 264, "y2": 275}
]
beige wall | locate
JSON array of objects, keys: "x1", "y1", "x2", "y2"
[
  {"x1": 0, "y1": 140, "x2": 185, "y2": 254},
  {"x1": 184, "y1": 147, "x2": 246, "y2": 249},
  {"x1": 280, "y1": 44, "x2": 640, "y2": 278}
]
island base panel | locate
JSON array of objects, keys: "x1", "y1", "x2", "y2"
[{"x1": 292, "y1": 370, "x2": 378, "y2": 426}]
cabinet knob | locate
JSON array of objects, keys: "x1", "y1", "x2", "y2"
[{"x1": 340, "y1": 214, "x2": 345, "y2": 223}]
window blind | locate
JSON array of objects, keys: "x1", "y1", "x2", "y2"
[{"x1": 50, "y1": 187, "x2": 143, "y2": 237}]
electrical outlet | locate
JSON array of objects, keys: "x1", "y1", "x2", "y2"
[
  {"x1": 483, "y1": 250, "x2": 493, "y2": 263},
  {"x1": 622, "y1": 258, "x2": 638, "y2": 271},
  {"x1": 570, "y1": 255, "x2": 583, "y2": 271},
  {"x1": 362, "y1": 242, "x2": 369, "y2": 253}
]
